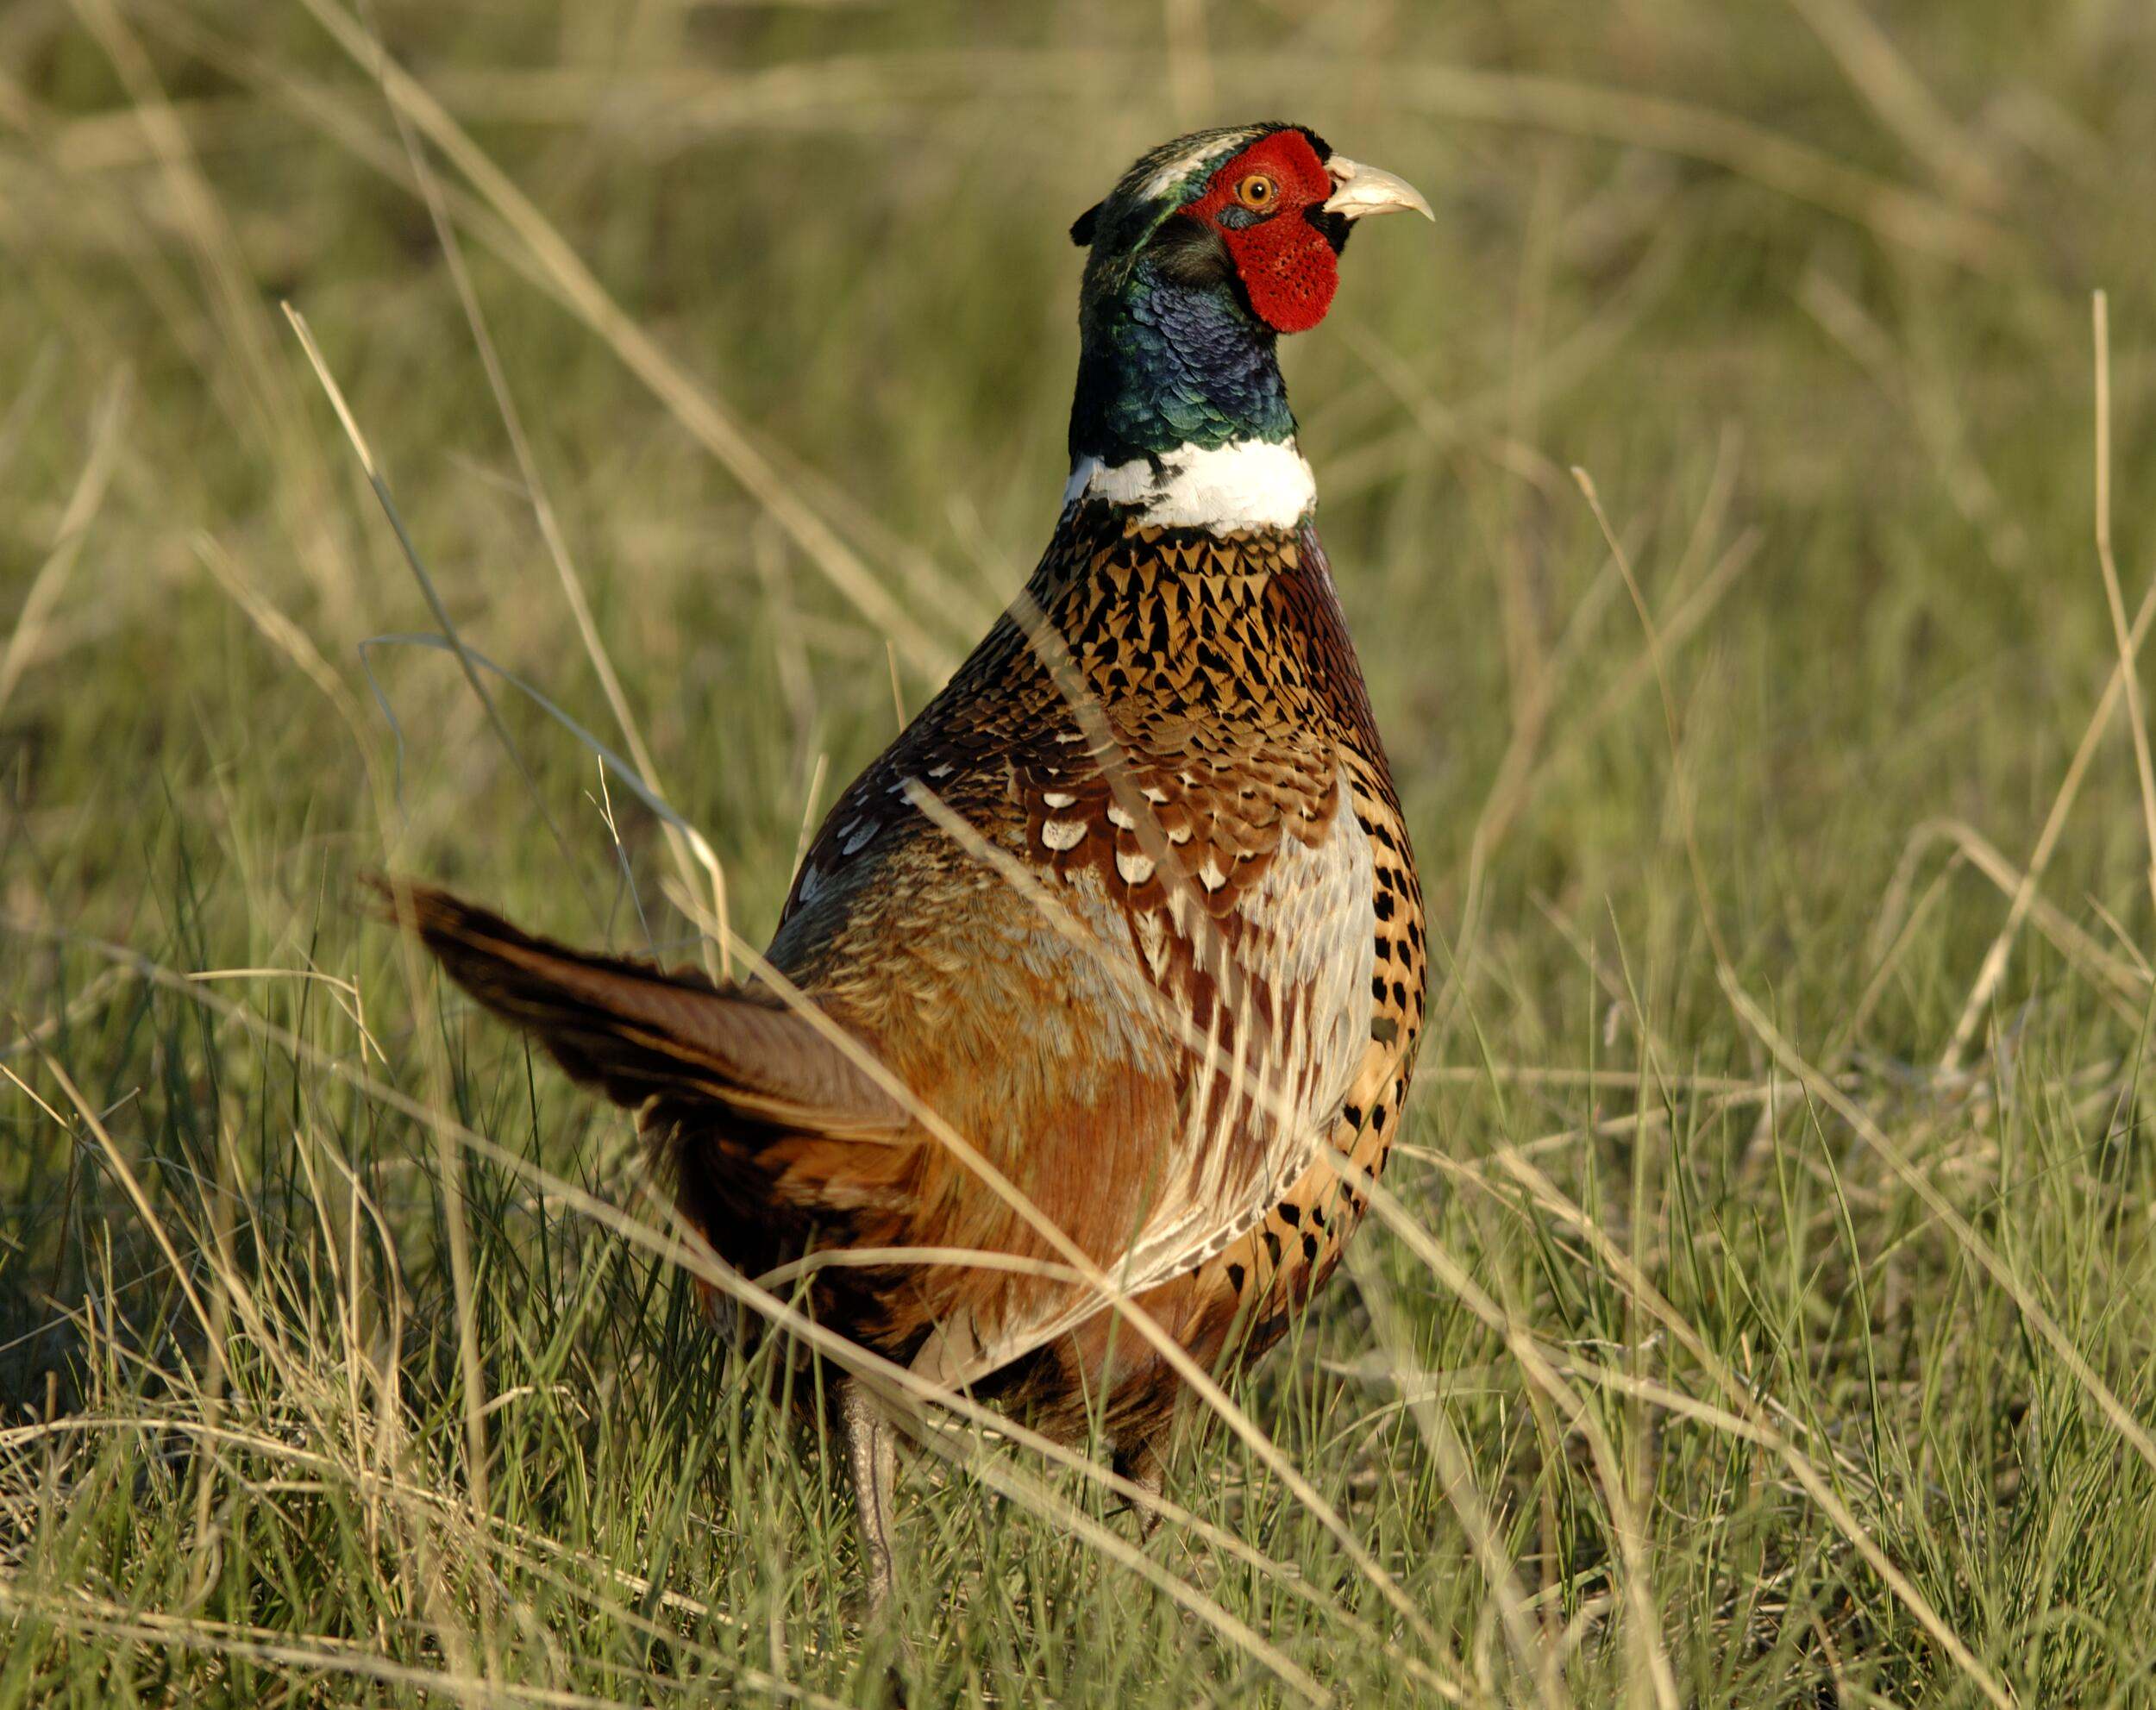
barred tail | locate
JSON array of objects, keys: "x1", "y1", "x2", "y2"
[{"x1": 376, "y1": 879, "x2": 906, "y2": 1140}]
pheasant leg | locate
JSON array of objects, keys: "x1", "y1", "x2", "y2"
[{"x1": 839, "y1": 1376, "x2": 899, "y2": 1613}]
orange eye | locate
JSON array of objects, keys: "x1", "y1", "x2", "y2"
[{"x1": 1235, "y1": 173, "x2": 1279, "y2": 210}]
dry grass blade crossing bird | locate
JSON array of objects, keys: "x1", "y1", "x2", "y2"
[{"x1": 387, "y1": 122, "x2": 1433, "y2": 1613}]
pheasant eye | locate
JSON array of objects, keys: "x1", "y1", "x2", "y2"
[{"x1": 1234, "y1": 173, "x2": 1278, "y2": 211}]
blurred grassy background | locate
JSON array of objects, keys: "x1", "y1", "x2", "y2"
[{"x1": 4, "y1": 1, "x2": 2156, "y2": 1703}]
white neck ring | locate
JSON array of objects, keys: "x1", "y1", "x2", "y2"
[{"x1": 1062, "y1": 438, "x2": 1315, "y2": 532}]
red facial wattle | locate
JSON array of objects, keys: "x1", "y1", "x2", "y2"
[{"x1": 1181, "y1": 130, "x2": 1339, "y2": 335}]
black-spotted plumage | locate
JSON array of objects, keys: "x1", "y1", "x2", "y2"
[{"x1": 757, "y1": 503, "x2": 1426, "y2": 1443}]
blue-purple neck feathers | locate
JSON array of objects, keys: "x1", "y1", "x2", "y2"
[{"x1": 1069, "y1": 258, "x2": 1295, "y2": 468}]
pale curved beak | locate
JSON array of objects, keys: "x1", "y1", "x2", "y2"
[{"x1": 1322, "y1": 156, "x2": 1435, "y2": 223}]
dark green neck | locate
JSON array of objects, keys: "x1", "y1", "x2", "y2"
[{"x1": 1068, "y1": 259, "x2": 1295, "y2": 468}]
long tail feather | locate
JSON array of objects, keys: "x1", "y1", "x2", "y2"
[{"x1": 375, "y1": 879, "x2": 906, "y2": 1138}]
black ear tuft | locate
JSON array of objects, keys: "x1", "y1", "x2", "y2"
[
  {"x1": 1069, "y1": 202, "x2": 1101, "y2": 247},
  {"x1": 1147, "y1": 216, "x2": 1232, "y2": 288}
]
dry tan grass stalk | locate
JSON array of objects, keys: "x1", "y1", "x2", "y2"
[
  {"x1": 1785, "y1": 0, "x2": 2007, "y2": 208},
  {"x1": 2089, "y1": 292, "x2": 2156, "y2": 921},
  {"x1": 1419, "y1": 409, "x2": 1744, "y2": 1068},
  {"x1": 0, "y1": 966, "x2": 132, "y2": 1062},
  {"x1": 66, "y1": 0, "x2": 360, "y2": 634},
  {"x1": 25, "y1": 1051, "x2": 219, "y2": 1356},
  {"x1": 1731, "y1": 980, "x2": 2156, "y2": 1481},
  {"x1": 1370, "y1": 60, "x2": 2015, "y2": 272},
  {"x1": 1366, "y1": 1149, "x2": 2015, "y2": 1709},
  {"x1": 379, "y1": 76, "x2": 730, "y2": 978},
  {"x1": 1347, "y1": 1243, "x2": 1569, "y2": 1707},
  {"x1": 143, "y1": 45, "x2": 2015, "y2": 270},
  {"x1": 0, "y1": 373, "x2": 128, "y2": 723},
  {"x1": 296, "y1": 0, "x2": 950, "y2": 678},
  {"x1": 1345, "y1": 1170, "x2": 1683, "y2": 1710},
  {"x1": 1797, "y1": 268, "x2": 2027, "y2": 571},
  {"x1": 37, "y1": 44, "x2": 2024, "y2": 276},
  {"x1": 0, "y1": 1576, "x2": 842, "y2": 1709},
  {"x1": 1574, "y1": 467, "x2": 1737, "y2": 979},
  {"x1": 4, "y1": 1406, "x2": 779, "y2": 1651},
  {"x1": 1943, "y1": 342, "x2": 2156, "y2": 1069},
  {"x1": 1894, "y1": 819, "x2": 2149, "y2": 1006}
]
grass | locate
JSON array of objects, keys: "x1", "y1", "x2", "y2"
[{"x1": 5, "y1": 0, "x2": 2156, "y2": 1701}]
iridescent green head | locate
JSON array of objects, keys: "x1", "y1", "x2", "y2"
[{"x1": 1066, "y1": 124, "x2": 1432, "y2": 470}]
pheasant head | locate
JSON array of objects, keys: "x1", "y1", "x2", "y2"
[{"x1": 1065, "y1": 122, "x2": 1431, "y2": 523}]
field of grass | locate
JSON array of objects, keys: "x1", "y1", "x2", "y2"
[{"x1": 6, "y1": 0, "x2": 2156, "y2": 1702}]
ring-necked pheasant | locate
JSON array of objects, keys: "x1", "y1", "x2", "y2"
[{"x1": 388, "y1": 122, "x2": 1431, "y2": 1609}]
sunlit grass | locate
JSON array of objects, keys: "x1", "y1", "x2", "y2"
[{"x1": 5, "y1": 1, "x2": 2156, "y2": 1703}]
